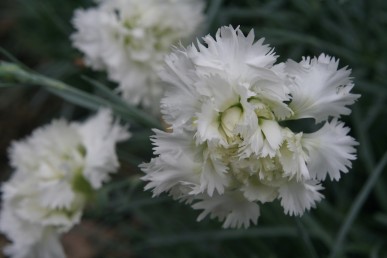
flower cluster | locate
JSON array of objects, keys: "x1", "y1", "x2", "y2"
[
  {"x1": 0, "y1": 109, "x2": 129, "y2": 258},
  {"x1": 71, "y1": 0, "x2": 205, "y2": 113},
  {"x1": 141, "y1": 26, "x2": 360, "y2": 228}
]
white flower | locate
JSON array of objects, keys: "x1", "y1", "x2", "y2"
[
  {"x1": 71, "y1": 0, "x2": 205, "y2": 113},
  {"x1": 0, "y1": 109, "x2": 129, "y2": 258},
  {"x1": 0, "y1": 178, "x2": 73, "y2": 258},
  {"x1": 141, "y1": 25, "x2": 359, "y2": 228}
]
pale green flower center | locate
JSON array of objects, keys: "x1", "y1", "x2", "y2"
[
  {"x1": 119, "y1": 14, "x2": 179, "y2": 52},
  {"x1": 249, "y1": 98, "x2": 275, "y2": 120},
  {"x1": 71, "y1": 145, "x2": 94, "y2": 198},
  {"x1": 72, "y1": 169, "x2": 94, "y2": 198},
  {"x1": 220, "y1": 105, "x2": 243, "y2": 139},
  {"x1": 219, "y1": 104, "x2": 243, "y2": 144},
  {"x1": 257, "y1": 158, "x2": 284, "y2": 185}
]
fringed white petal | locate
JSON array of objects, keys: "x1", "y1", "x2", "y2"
[
  {"x1": 278, "y1": 180, "x2": 324, "y2": 216},
  {"x1": 191, "y1": 26, "x2": 277, "y2": 82},
  {"x1": 286, "y1": 54, "x2": 360, "y2": 123},
  {"x1": 241, "y1": 179, "x2": 278, "y2": 203},
  {"x1": 302, "y1": 118, "x2": 358, "y2": 181},
  {"x1": 199, "y1": 150, "x2": 229, "y2": 196},
  {"x1": 77, "y1": 108, "x2": 130, "y2": 189},
  {"x1": 141, "y1": 151, "x2": 200, "y2": 197},
  {"x1": 279, "y1": 130, "x2": 310, "y2": 181},
  {"x1": 192, "y1": 192, "x2": 260, "y2": 229}
]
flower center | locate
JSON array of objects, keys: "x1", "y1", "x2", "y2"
[
  {"x1": 249, "y1": 98, "x2": 275, "y2": 120},
  {"x1": 220, "y1": 105, "x2": 243, "y2": 140}
]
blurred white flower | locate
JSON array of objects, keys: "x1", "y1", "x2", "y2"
[
  {"x1": 0, "y1": 109, "x2": 129, "y2": 258},
  {"x1": 71, "y1": 0, "x2": 205, "y2": 113},
  {"x1": 141, "y1": 26, "x2": 359, "y2": 228}
]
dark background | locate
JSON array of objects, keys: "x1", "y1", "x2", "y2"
[{"x1": 0, "y1": 0, "x2": 386, "y2": 257}]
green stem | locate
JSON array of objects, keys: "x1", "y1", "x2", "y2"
[
  {"x1": 0, "y1": 62, "x2": 162, "y2": 129},
  {"x1": 134, "y1": 227, "x2": 298, "y2": 251},
  {"x1": 352, "y1": 105, "x2": 387, "y2": 211},
  {"x1": 205, "y1": 0, "x2": 224, "y2": 33}
]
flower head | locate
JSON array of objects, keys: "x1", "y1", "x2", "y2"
[
  {"x1": 141, "y1": 26, "x2": 359, "y2": 228},
  {"x1": 71, "y1": 0, "x2": 205, "y2": 113},
  {"x1": 0, "y1": 109, "x2": 129, "y2": 257}
]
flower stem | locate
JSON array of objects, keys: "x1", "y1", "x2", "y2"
[{"x1": 0, "y1": 61, "x2": 162, "y2": 129}]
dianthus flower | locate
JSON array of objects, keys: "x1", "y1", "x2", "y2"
[
  {"x1": 71, "y1": 0, "x2": 205, "y2": 113},
  {"x1": 0, "y1": 109, "x2": 129, "y2": 258},
  {"x1": 141, "y1": 26, "x2": 360, "y2": 228}
]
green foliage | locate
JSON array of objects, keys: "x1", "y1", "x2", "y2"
[{"x1": 1, "y1": 0, "x2": 387, "y2": 257}]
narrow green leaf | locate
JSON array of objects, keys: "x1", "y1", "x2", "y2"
[
  {"x1": 0, "y1": 82, "x2": 27, "y2": 87},
  {"x1": 329, "y1": 151, "x2": 387, "y2": 258},
  {"x1": 362, "y1": 93, "x2": 386, "y2": 131},
  {"x1": 81, "y1": 75, "x2": 127, "y2": 107},
  {"x1": 303, "y1": 215, "x2": 333, "y2": 248},
  {"x1": 0, "y1": 62, "x2": 162, "y2": 129},
  {"x1": 352, "y1": 105, "x2": 387, "y2": 211},
  {"x1": 370, "y1": 241, "x2": 384, "y2": 258},
  {"x1": 135, "y1": 227, "x2": 298, "y2": 250},
  {"x1": 295, "y1": 218, "x2": 318, "y2": 258},
  {"x1": 0, "y1": 47, "x2": 32, "y2": 72},
  {"x1": 206, "y1": 0, "x2": 224, "y2": 33}
]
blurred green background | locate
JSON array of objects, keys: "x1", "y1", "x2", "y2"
[{"x1": 1, "y1": 0, "x2": 387, "y2": 257}]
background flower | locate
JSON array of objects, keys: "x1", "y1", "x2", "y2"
[
  {"x1": 0, "y1": 109, "x2": 129, "y2": 257},
  {"x1": 71, "y1": 0, "x2": 205, "y2": 113}
]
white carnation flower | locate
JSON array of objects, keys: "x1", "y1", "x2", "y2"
[
  {"x1": 71, "y1": 0, "x2": 205, "y2": 113},
  {"x1": 0, "y1": 109, "x2": 129, "y2": 258},
  {"x1": 141, "y1": 25, "x2": 359, "y2": 228}
]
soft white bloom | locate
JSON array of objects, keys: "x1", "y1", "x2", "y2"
[
  {"x1": 141, "y1": 25, "x2": 359, "y2": 228},
  {"x1": 71, "y1": 0, "x2": 205, "y2": 113},
  {"x1": 0, "y1": 109, "x2": 129, "y2": 258},
  {"x1": 0, "y1": 177, "x2": 75, "y2": 258}
]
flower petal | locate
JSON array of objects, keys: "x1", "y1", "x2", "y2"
[
  {"x1": 191, "y1": 26, "x2": 277, "y2": 82},
  {"x1": 286, "y1": 54, "x2": 360, "y2": 122},
  {"x1": 279, "y1": 130, "x2": 310, "y2": 181},
  {"x1": 302, "y1": 118, "x2": 358, "y2": 181},
  {"x1": 77, "y1": 109, "x2": 129, "y2": 189},
  {"x1": 192, "y1": 192, "x2": 260, "y2": 229},
  {"x1": 241, "y1": 179, "x2": 278, "y2": 203},
  {"x1": 199, "y1": 149, "x2": 229, "y2": 196},
  {"x1": 278, "y1": 180, "x2": 324, "y2": 216}
]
